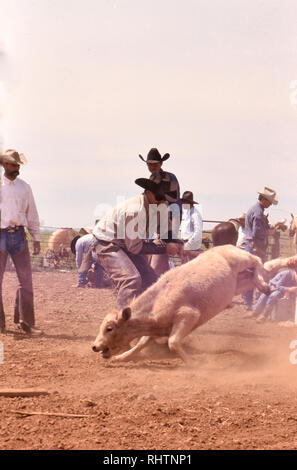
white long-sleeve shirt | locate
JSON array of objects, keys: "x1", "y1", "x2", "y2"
[
  {"x1": 0, "y1": 175, "x2": 40, "y2": 241},
  {"x1": 93, "y1": 193, "x2": 178, "y2": 255},
  {"x1": 93, "y1": 194, "x2": 150, "y2": 255},
  {"x1": 180, "y1": 205, "x2": 203, "y2": 250},
  {"x1": 236, "y1": 225, "x2": 248, "y2": 249}
]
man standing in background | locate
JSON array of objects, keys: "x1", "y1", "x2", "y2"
[
  {"x1": 139, "y1": 148, "x2": 181, "y2": 275},
  {"x1": 180, "y1": 191, "x2": 203, "y2": 263},
  {"x1": 0, "y1": 149, "x2": 42, "y2": 336},
  {"x1": 243, "y1": 187, "x2": 280, "y2": 313},
  {"x1": 236, "y1": 213, "x2": 247, "y2": 249}
]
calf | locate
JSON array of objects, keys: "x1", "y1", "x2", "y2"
[{"x1": 92, "y1": 245, "x2": 274, "y2": 362}]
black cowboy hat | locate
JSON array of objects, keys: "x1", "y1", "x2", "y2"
[
  {"x1": 181, "y1": 191, "x2": 198, "y2": 205},
  {"x1": 138, "y1": 148, "x2": 170, "y2": 163},
  {"x1": 70, "y1": 235, "x2": 81, "y2": 255},
  {"x1": 135, "y1": 178, "x2": 178, "y2": 202}
]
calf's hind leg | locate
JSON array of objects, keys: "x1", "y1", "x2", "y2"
[{"x1": 168, "y1": 307, "x2": 201, "y2": 362}]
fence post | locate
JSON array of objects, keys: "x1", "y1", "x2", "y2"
[{"x1": 270, "y1": 230, "x2": 280, "y2": 259}]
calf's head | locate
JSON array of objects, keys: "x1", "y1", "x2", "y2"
[{"x1": 92, "y1": 307, "x2": 132, "y2": 359}]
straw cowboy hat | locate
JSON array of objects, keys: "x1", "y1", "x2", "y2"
[
  {"x1": 138, "y1": 148, "x2": 170, "y2": 163},
  {"x1": 135, "y1": 177, "x2": 178, "y2": 202},
  {"x1": 0, "y1": 149, "x2": 27, "y2": 165},
  {"x1": 181, "y1": 191, "x2": 198, "y2": 205},
  {"x1": 257, "y1": 187, "x2": 278, "y2": 205},
  {"x1": 237, "y1": 212, "x2": 246, "y2": 220}
]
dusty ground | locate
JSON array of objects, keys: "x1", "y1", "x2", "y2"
[{"x1": 1, "y1": 271, "x2": 297, "y2": 450}]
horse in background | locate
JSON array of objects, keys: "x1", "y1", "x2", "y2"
[{"x1": 211, "y1": 216, "x2": 287, "y2": 249}]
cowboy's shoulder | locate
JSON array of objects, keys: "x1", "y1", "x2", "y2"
[
  {"x1": 76, "y1": 233, "x2": 94, "y2": 248},
  {"x1": 246, "y1": 202, "x2": 261, "y2": 216},
  {"x1": 15, "y1": 177, "x2": 30, "y2": 187},
  {"x1": 117, "y1": 194, "x2": 144, "y2": 214},
  {"x1": 160, "y1": 169, "x2": 179, "y2": 181},
  {"x1": 15, "y1": 177, "x2": 34, "y2": 193}
]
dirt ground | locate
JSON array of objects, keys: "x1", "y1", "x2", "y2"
[{"x1": 1, "y1": 271, "x2": 297, "y2": 450}]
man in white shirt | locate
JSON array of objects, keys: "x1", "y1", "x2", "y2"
[
  {"x1": 0, "y1": 149, "x2": 42, "y2": 336},
  {"x1": 236, "y1": 213, "x2": 248, "y2": 249},
  {"x1": 180, "y1": 191, "x2": 203, "y2": 262},
  {"x1": 91, "y1": 177, "x2": 183, "y2": 309}
]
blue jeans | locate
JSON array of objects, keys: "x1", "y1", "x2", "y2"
[
  {"x1": 93, "y1": 241, "x2": 158, "y2": 309},
  {"x1": 78, "y1": 262, "x2": 104, "y2": 287},
  {"x1": 0, "y1": 227, "x2": 35, "y2": 328},
  {"x1": 0, "y1": 227, "x2": 25, "y2": 255},
  {"x1": 126, "y1": 252, "x2": 158, "y2": 290},
  {"x1": 243, "y1": 244, "x2": 254, "y2": 309},
  {"x1": 253, "y1": 288, "x2": 285, "y2": 320}
]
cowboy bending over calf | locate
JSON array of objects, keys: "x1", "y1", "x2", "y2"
[
  {"x1": 0, "y1": 149, "x2": 43, "y2": 336},
  {"x1": 91, "y1": 177, "x2": 183, "y2": 309}
]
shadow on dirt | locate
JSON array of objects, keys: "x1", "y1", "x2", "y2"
[
  {"x1": 195, "y1": 328, "x2": 267, "y2": 339},
  {"x1": 99, "y1": 341, "x2": 269, "y2": 372}
]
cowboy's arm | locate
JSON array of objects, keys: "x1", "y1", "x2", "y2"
[
  {"x1": 75, "y1": 241, "x2": 83, "y2": 268},
  {"x1": 25, "y1": 185, "x2": 40, "y2": 239}
]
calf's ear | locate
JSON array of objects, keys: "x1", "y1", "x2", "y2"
[{"x1": 122, "y1": 307, "x2": 131, "y2": 321}]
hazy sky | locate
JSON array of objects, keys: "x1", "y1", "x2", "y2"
[{"x1": 1, "y1": 0, "x2": 297, "y2": 229}]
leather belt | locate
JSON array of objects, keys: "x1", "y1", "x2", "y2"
[{"x1": 0, "y1": 226, "x2": 24, "y2": 233}]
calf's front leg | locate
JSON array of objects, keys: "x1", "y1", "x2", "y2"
[{"x1": 112, "y1": 336, "x2": 153, "y2": 362}]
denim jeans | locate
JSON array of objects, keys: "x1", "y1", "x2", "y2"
[
  {"x1": 93, "y1": 241, "x2": 158, "y2": 309},
  {"x1": 242, "y1": 244, "x2": 254, "y2": 309},
  {"x1": 0, "y1": 228, "x2": 35, "y2": 329},
  {"x1": 253, "y1": 288, "x2": 285, "y2": 320},
  {"x1": 78, "y1": 262, "x2": 104, "y2": 287},
  {"x1": 243, "y1": 242, "x2": 267, "y2": 309}
]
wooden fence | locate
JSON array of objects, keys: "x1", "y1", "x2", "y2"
[{"x1": 4, "y1": 225, "x2": 296, "y2": 272}]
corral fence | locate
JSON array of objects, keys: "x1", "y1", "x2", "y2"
[
  {"x1": 202, "y1": 220, "x2": 294, "y2": 259},
  {"x1": 4, "y1": 222, "x2": 296, "y2": 273}
]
